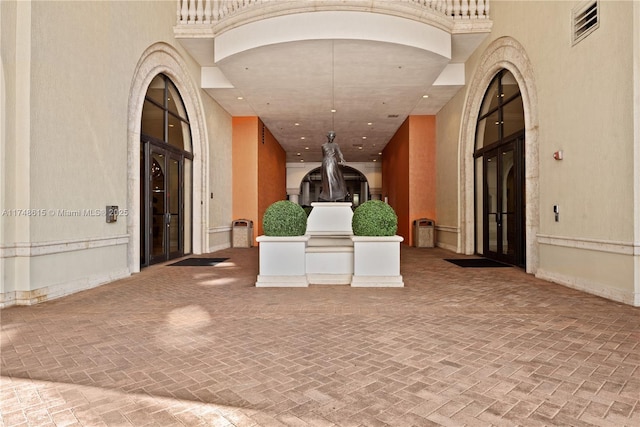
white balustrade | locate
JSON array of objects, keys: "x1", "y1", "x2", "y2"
[{"x1": 176, "y1": 0, "x2": 491, "y2": 25}]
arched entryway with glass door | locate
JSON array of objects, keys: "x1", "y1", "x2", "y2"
[
  {"x1": 128, "y1": 42, "x2": 209, "y2": 275},
  {"x1": 474, "y1": 70, "x2": 525, "y2": 267},
  {"x1": 140, "y1": 74, "x2": 193, "y2": 266},
  {"x1": 460, "y1": 37, "x2": 539, "y2": 274}
]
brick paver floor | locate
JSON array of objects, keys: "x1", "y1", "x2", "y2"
[{"x1": 1, "y1": 246, "x2": 639, "y2": 426}]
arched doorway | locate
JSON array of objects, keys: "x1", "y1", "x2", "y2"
[
  {"x1": 299, "y1": 165, "x2": 369, "y2": 207},
  {"x1": 474, "y1": 69, "x2": 525, "y2": 267},
  {"x1": 140, "y1": 74, "x2": 193, "y2": 266},
  {"x1": 459, "y1": 37, "x2": 539, "y2": 274},
  {"x1": 128, "y1": 43, "x2": 209, "y2": 274}
]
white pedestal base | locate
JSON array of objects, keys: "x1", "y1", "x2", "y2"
[
  {"x1": 255, "y1": 275, "x2": 309, "y2": 287},
  {"x1": 350, "y1": 275, "x2": 404, "y2": 287},
  {"x1": 307, "y1": 274, "x2": 352, "y2": 285}
]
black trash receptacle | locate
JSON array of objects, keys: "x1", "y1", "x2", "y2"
[{"x1": 413, "y1": 218, "x2": 435, "y2": 248}]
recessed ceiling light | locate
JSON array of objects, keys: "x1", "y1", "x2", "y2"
[
  {"x1": 294, "y1": 123, "x2": 300, "y2": 126},
  {"x1": 367, "y1": 122, "x2": 373, "y2": 126},
  {"x1": 362, "y1": 136, "x2": 367, "y2": 140},
  {"x1": 422, "y1": 95, "x2": 429, "y2": 98},
  {"x1": 305, "y1": 147, "x2": 309, "y2": 150},
  {"x1": 358, "y1": 147, "x2": 363, "y2": 150},
  {"x1": 300, "y1": 159, "x2": 304, "y2": 163},
  {"x1": 301, "y1": 136, "x2": 305, "y2": 140},
  {"x1": 373, "y1": 159, "x2": 377, "y2": 162},
  {"x1": 378, "y1": 152, "x2": 382, "y2": 155},
  {"x1": 237, "y1": 96, "x2": 244, "y2": 100},
  {"x1": 331, "y1": 109, "x2": 337, "y2": 113}
]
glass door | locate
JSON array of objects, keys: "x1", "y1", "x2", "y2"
[
  {"x1": 150, "y1": 150, "x2": 167, "y2": 263},
  {"x1": 146, "y1": 145, "x2": 184, "y2": 265},
  {"x1": 167, "y1": 153, "x2": 183, "y2": 259},
  {"x1": 140, "y1": 74, "x2": 192, "y2": 268},
  {"x1": 483, "y1": 139, "x2": 524, "y2": 266}
]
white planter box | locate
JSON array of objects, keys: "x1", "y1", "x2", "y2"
[
  {"x1": 255, "y1": 235, "x2": 310, "y2": 287},
  {"x1": 351, "y1": 235, "x2": 404, "y2": 287}
]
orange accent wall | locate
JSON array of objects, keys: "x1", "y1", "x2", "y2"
[
  {"x1": 233, "y1": 117, "x2": 259, "y2": 241},
  {"x1": 382, "y1": 116, "x2": 436, "y2": 246},
  {"x1": 382, "y1": 120, "x2": 411, "y2": 242},
  {"x1": 257, "y1": 121, "x2": 287, "y2": 237},
  {"x1": 232, "y1": 117, "x2": 286, "y2": 243}
]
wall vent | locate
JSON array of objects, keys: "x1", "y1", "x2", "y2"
[{"x1": 572, "y1": 0, "x2": 599, "y2": 46}]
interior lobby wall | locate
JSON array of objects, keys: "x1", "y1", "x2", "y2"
[
  {"x1": 257, "y1": 120, "x2": 287, "y2": 239},
  {"x1": 383, "y1": 116, "x2": 436, "y2": 246},
  {"x1": 232, "y1": 117, "x2": 259, "y2": 242},
  {"x1": 382, "y1": 119, "x2": 410, "y2": 243},
  {"x1": 409, "y1": 115, "x2": 437, "y2": 246}
]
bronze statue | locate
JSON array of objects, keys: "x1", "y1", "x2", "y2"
[{"x1": 319, "y1": 131, "x2": 347, "y2": 201}]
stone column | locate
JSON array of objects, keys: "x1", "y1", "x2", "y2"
[
  {"x1": 360, "y1": 181, "x2": 369, "y2": 203},
  {"x1": 370, "y1": 188, "x2": 382, "y2": 201},
  {"x1": 302, "y1": 181, "x2": 310, "y2": 206}
]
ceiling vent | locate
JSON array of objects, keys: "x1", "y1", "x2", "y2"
[
  {"x1": 572, "y1": 0, "x2": 599, "y2": 46},
  {"x1": 387, "y1": 114, "x2": 399, "y2": 118}
]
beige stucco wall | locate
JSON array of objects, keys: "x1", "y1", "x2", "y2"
[
  {"x1": 436, "y1": 0, "x2": 639, "y2": 305},
  {"x1": 204, "y1": 91, "x2": 233, "y2": 252},
  {"x1": 435, "y1": 86, "x2": 465, "y2": 251},
  {"x1": 1, "y1": 1, "x2": 233, "y2": 306},
  {"x1": 490, "y1": 0, "x2": 634, "y2": 241},
  {"x1": 0, "y1": 0, "x2": 7, "y2": 304}
]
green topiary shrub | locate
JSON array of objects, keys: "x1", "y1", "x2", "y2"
[
  {"x1": 263, "y1": 201, "x2": 307, "y2": 236},
  {"x1": 351, "y1": 200, "x2": 398, "y2": 236}
]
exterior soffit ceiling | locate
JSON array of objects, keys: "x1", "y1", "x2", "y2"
[{"x1": 181, "y1": 11, "x2": 490, "y2": 162}]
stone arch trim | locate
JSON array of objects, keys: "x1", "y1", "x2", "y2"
[
  {"x1": 459, "y1": 36, "x2": 539, "y2": 274},
  {"x1": 127, "y1": 42, "x2": 209, "y2": 273},
  {"x1": 287, "y1": 162, "x2": 381, "y2": 201}
]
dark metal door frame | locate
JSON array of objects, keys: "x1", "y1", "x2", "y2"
[
  {"x1": 482, "y1": 136, "x2": 525, "y2": 267},
  {"x1": 141, "y1": 139, "x2": 186, "y2": 266}
]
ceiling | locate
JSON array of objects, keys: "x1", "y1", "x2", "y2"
[{"x1": 191, "y1": 13, "x2": 487, "y2": 163}]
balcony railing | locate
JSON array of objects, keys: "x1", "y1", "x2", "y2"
[{"x1": 176, "y1": 0, "x2": 491, "y2": 30}]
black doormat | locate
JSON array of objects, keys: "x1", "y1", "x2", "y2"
[
  {"x1": 168, "y1": 257, "x2": 229, "y2": 267},
  {"x1": 445, "y1": 258, "x2": 512, "y2": 268}
]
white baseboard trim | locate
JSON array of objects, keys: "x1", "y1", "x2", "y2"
[
  {"x1": 434, "y1": 225, "x2": 460, "y2": 253},
  {"x1": 208, "y1": 243, "x2": 232, "y2": 253},
  {"x1": 1, "y1": 268, "x2": 131, "y2": 308},
  {"x1": 0, "y1": 292, "x2": 16, "y2": 308},
  {"x1": 208, "y1": 226, "x2": 233, "y2": 253},
  {"x1": 536, "y1": 268, "x2": 639, "y2": 307},
  {"x1": 436, "y1": 242, "x2": 458, "y2": 252}
]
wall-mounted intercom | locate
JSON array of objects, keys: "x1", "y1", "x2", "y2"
[{"x1": 106, "y1": 206, "x2": 118, "y2": 223}]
